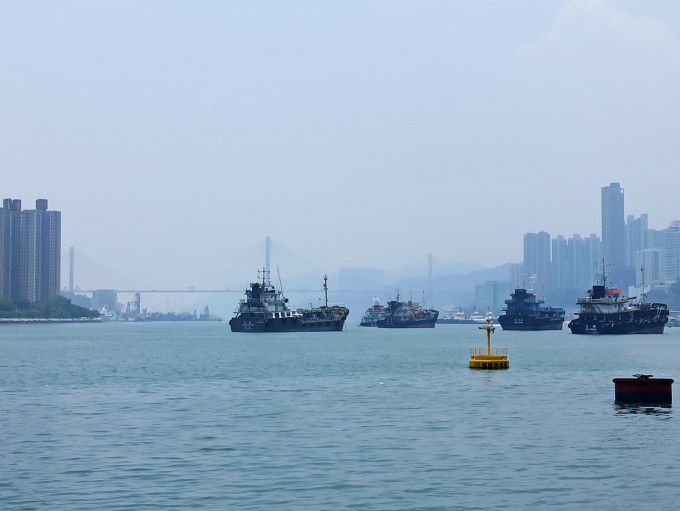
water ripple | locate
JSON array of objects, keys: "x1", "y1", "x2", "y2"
[{"x1": 2, "y1": 324, "x2": 680, "y2": 509}]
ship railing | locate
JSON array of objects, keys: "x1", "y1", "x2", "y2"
[
  {"x1": 470, "y1": 346, "x2": 507, "y2": 357},
  {"x1": 299, "y1": 314, "x2": 342, "y2": 323}
]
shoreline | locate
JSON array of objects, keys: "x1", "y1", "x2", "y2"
[{"x1": 0, "y1": 317, "x2": 101, "y2": 324}]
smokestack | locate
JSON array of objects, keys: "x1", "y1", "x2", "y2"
[{"x1": 69, "y1": 247, "x2": 74, "y2": 292}]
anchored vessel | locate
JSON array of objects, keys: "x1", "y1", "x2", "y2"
[
  {"x1": 568, "y1": 280, "x2": 668, "y2": 335},
  {"x1": 437, "y1": 308, "x2": 475, "y2": 324},
  {"x1": 359, "y1": 298, "x2": 386, "y2": 327},
  {"x1": 498, "y1": 288, "x2": 565, "y2": 331},
  {"x1": 376, "y1": 293, "x2": 438, "y2": 328},
  {"x1": 229, "y1": 271, "x2": 349, "y2": 332},
  {"x1": 469, "y1": 310, "x2": 486, "y2": 323}
]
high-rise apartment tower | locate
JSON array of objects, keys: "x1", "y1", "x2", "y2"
[
  {"x1": 523, "y1": 231, "x2": 551, "y2": 296},
  {"x1": 0, "y1": 198, "x2": 61, "y2": 302},
  {"x1": 601, "y1": 183, "x2": 625, "y2": 274}
]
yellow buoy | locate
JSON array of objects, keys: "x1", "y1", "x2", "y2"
[{"x1": 469, "y1": 317, "x2": 509, "y2": 369}]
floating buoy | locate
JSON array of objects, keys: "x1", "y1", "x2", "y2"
[
  {"x1": 469, "y1": 317, "x2": 509, "y2": 369},
  {"x1": 613, "y1": 374, "x2": 674, "y2": 404}
]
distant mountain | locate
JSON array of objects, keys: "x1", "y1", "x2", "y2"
[
  {"x1": 377, "y1": 263, "x2": 516, "y2": 310},
  {"x1": 382, "y1": 261, "x2": 486, "y2": 283},
  {"x1": 434, "y1": 261, "x2": 487, "y2": 275},
  {"x1": 384, "y1": 263, "x2": 514, "y2": 292}
]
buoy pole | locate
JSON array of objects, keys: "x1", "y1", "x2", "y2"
[{"x1": 487, "y1": 323, "x2": 492, "y2": 356}]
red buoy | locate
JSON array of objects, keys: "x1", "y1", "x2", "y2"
[{"x1": 613, "y1": 374, "x2": 674, "y2": 404}]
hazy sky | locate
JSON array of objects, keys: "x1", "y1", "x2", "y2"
[{"x1": 2, "y1": 1, "x2": 680, "y2": 290}]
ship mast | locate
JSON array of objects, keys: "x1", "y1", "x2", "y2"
[{"x1": 323, "y1": 274, "x2": 328, "y2": 307}]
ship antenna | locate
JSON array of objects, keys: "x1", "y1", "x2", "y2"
[
  {"x1": 323, "y1": 274, "x2": 328, "y2": 307},
  {"x1": 277, "y1": 266, "x2": 283, "y2": 294},
  {"x1": 641, "y1": 266, "x2": 646, "y2": 302}
]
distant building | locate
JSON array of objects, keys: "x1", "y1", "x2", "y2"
[
  {"x1": 636, "y1": 248, "x2": 664, "y2": 289},
  {"x1": 91, "y1": 289, "x2": 118, "y2": 311},
  {"x1": 663, "y1": 221, "x2": 680, "y2": 282},
  {"x1": 647, "y1": 227, "x2": 666, "y2": 250},
  {"x1": 474, "y1": 280, "x2": 513, "y2": 316},
  {"x1": 0, "y1": 198, "x2": 61, "y2": 302},
  {"x1": 551, "y1": 233, "x2": 601, "y2": 292},
  {"x1": 601, "y1": 183, "x2": 625, "y2": 273},
  {"x1": 523, "y1": 231, "x2": 551, "y2": 296},
  {"x1": 625, "y1": 214, "x2": 649, "y2": 268},
  {"x1": 551, "y1": 235, "x2": 568, "y2": 290},
  {"x1": 570, "y1": 234, "x2": 601, "y2": 290}
]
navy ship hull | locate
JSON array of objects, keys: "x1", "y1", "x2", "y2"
[
  {"x1": 376, "y1": 318, "x2": 437, "y2": 328},
  {"x1": 437, "y1": 318, "x2": 475, "y2": 325},
  {"x1": 229, "y1": 313, "x2": 347, "y2": 333},
  {"x1": 498, "y1": 315, "x2": 563, "y2": 331},
  {"x1": 568, "y1": 312, "x2": 667, "y2": 335}
]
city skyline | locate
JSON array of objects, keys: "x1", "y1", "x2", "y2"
[
  {"x1": 0, "y1": 184, "x2": 664, "y2": 319},
  {"x1": 2, "y1": 179, "x2": 676, "y2": 304}
]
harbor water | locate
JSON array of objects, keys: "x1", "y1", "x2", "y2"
[{"x1": 2, "y1": 322, "x2": 680, "y2": 510}]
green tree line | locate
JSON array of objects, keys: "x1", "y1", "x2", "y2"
[{"x1": 0, "y1": 295, "x2": 99, "y2": 319}]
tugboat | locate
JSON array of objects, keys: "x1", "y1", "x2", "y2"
[
  {"x1": 498, "y1": 288, "x2": 565, "y2": 331},
  {"x1": 567, "y1": 274, "x2": 668, "y2": 335},
  {"x1": 359, "y1": 298, "x2": 386, "y2": 327},
  {"x1": 229, "y1": 270, "x2": 349, "y2": 332},
  {"x1": 376, "y1": 292, "x2": 438, "y2": 328}
]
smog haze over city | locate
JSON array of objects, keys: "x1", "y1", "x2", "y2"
[{"x1": 2, "y1": 1, "x2": 680, "y2": 294}]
